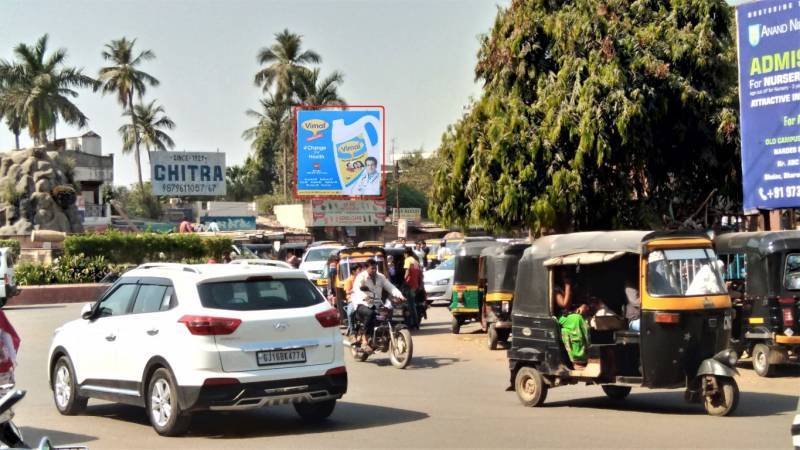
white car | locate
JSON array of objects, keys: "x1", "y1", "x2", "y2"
[
  {"x1": 299, "y1": 245, "x2": 344, "y2": 290},
  {"x1": 424, "y1": 257, "x2": 455, "y2": 304},
  {"x1": 229, "y1": 259, "x2": 293, "y2": 270},
  {"x1": 47, "y1": 263, "x2": 346, "y2": 436}
]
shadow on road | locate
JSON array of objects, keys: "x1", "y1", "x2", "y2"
[
  {"x1": 87, "y1": 401, "x2": 428, "y2": 439},
  {"x1": 5, "y1": 305, "x2": 67, "y2": 311},
  {"x1": 544, "y1": 390, "x2": 799, "y2": 417},
  {"x1": 19, "y1": 426, "x2": 97, "y2": 446},
  {"x1": 366, "y1": 355, "x2": 462, "y2": 369}
]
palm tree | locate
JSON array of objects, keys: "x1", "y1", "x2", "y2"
[
  {"x1": 226, "y1": 163, "x2": 257, "y2": 201},
  {"x1": 119, "y1": 100, "x2": 175, "y2": 158},
  {"x1": 254, "y1": 29, "x2": 320, "y2": 103},
  {"x1": 97, "y1": 37, "x2": 159, "y2": 192},
  {"x1": 0, "y1": 34, "x2": 96, "y2": 145},
  {"x1": 242, "y1": 94, "x2": 289, "y2": 195},
  {"x1": 0, "y1": 80, "x2": 25, "y2": 149},
  {"x1": 295, "y1": 68, "x2": 346, "y2": 106}
]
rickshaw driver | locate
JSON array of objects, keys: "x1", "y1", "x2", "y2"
[
  {"x1": 351, "y1": 259, "x2": 405, "y2": 351},
  {"x1": 554, "y1": 270, "x2": 590, "y2": 368}
]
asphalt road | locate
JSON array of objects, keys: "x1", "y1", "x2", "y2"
[{"x1": 4, "y1": 303, "x2": 799, "y2": 449}]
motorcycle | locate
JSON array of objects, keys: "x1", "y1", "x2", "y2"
[
  {"x1": 350, "y1": 298, "x2": 413, "y2": 369},
  {"x1": 0, "y1": 385, "x2": 85, "y2": 450}
]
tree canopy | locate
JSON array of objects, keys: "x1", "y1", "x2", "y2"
[{"x1": 430, "y1": 0, "x2": 741, "y2": 234}]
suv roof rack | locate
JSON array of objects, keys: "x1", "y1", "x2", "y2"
[{"x1": 137, "y1": 263, "x2": 201, "y2": 274}]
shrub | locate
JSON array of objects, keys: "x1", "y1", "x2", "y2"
[
  {"x1": 0, "y1": 240, "x2": 20, "y2": 258},
  {"x1": 15, "y1": 254, "x2": 119, "y2": 286},
  {"x1": 64, "y1": 230, "x2": 232, "y2": 264}
]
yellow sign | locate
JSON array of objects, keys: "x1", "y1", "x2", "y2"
[{"x1": 301, "y1": 119, "x2": 329, "y2": 141}]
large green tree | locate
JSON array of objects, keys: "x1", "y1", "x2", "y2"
[
  {"x1": 97, "y1": 37, "x2": 159, "y2": 192},
  {"x1": 119, "y1": 100, "x2": 175, "y2": 157},
  {"x1": 0, "y1": 34, "x2": 96, "y2": 145},
  {"x1": 430, "y1": 0, "x2": 741, "y2": 234}
]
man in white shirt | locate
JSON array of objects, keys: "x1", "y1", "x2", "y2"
[
  {"x1": 436, "y1": 240, "x2": 452, "y2": 262},
  {"x1": 351, "y1": 259, "x2": 404, "y2": 350}
]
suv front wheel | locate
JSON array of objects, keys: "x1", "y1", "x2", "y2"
[
  {"x1": 147, "y1": 368, "x2": 191, "y2": 436},
  {"x1": 52, "y1": 356, "x2": 87, "y2": 415}
]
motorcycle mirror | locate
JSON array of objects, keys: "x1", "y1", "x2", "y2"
[{"x1": 80, "y1": 302, "x2": 94, "y2": 320}]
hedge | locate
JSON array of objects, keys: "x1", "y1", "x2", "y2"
[
  {"x1": 64, "y1": 230, "x2": 232, "y2": 264},
  {"x1": 15, "y1": 254, "x2": 122, "y2": 285},
  {"x1": 0, "y1": 240, "x2": 19, "y2": 258}
]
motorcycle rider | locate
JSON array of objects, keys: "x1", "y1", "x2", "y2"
[{"x1": 350, "y1": 258, "x2": 405, "y2": 352}]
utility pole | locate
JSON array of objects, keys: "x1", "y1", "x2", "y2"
[{"x1": 392, "y1": 138, "x2": 399, "y2": 222}]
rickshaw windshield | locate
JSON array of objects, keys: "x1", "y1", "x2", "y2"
[
  {"x1": 783, "y1": 253, "x2": 800, "y2": 290},
  {"x1": 646, "y1": 248, "x2": 726, "y2": 297}
]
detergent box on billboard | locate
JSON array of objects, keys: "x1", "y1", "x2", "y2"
[{"x1": 294, "y1": 107, "x2": 384, "y2": 199}]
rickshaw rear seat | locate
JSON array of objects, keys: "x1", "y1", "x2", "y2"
[{"x1": 613, "y1": 330, "x2": 640, "y2": 345}]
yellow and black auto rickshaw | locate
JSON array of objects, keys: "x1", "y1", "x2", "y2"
[
  {"x1": 450, "y1": 240, "x2": 501, "y2": 334},
  {"x1": 335, "y1": 246, "x2": 407, "y2": 325},
  {"x1": 715, "y1": 232, "x2": 800, "y2": 376},
  {"x1": 479, "y1": 243, "x2": 528, "y2": 350},
  {"x1": 509, "y1": 231, "x2": 740, "y2": 416}
]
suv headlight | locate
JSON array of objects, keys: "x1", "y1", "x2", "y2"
[{"x1": 436, "y1": 278, "x2": 450, "y2": 286}]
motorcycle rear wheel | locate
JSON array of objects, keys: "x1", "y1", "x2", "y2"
[{"x1": 389, "y1": 328, "x2": 413, "y2": 369}]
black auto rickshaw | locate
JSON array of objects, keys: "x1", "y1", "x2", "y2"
[
  {"x1": 509, "y1": 231, "x2": 740, "y2": 416},
  {"x1": 715, "y1": 232, "x2": 800, "y2": 376},
  {"x1": 450, "y1": 240, "x2": 500, "y2": 334},
  {"x1": 479, "y1": 243, "x2": 528, "y2": 350},
  {"x1": 335, "y1": 247, "x2": 409, "y2": 325}
]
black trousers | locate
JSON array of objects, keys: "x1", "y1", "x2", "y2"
[{"x1": 355, "y1": 304, "x2": 376, "y2": 338}]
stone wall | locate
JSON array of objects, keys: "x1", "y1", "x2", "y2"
[{"x1": 0, "y1": 147, "x2": 83, "y2": 235}]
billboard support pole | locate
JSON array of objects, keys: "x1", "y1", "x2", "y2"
[{"x1": 393, "y1": 138, "x2": 399, "y2": 221}]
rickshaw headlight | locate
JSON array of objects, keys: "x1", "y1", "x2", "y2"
[{"x1": 501, "y1": 301, "x2": 510, "y2": 313}]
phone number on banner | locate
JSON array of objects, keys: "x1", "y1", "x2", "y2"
[{"x1": 157, "y1": 183, "x2": 222, "y2": 194}]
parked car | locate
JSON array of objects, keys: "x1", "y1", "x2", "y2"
[
  {"x1": 424, "y1": 256, "x2": 454, "y2": 305},
  {"x1": 47, "y1": 262, "x2": 346, "y2": 436},
  {"x1": 299, "y1": 245, "x2": 345, "y2": 291},
  {"x1": 0, "y1": 247, "x2": 18, "y2": 307}
]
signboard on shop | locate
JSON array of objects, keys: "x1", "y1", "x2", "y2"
[
  {"x1": 307, "y1": 199, "x2": 386, "y2": 227},
  {"x1": 151, "y1": 152, "x2": 226, "y2": 196},
  {"x1": 736, "y1": 0, "x2": 800, "y2": 211},
  {"x1": 392, "y1": 207, "x2": 422, "y2": 224}
]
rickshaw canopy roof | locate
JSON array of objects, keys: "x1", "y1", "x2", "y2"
[
  {"x1": 480, "y1": 243, "x2": 528, "y2": 293},
  {"x1": 456, "y1": 240, "x2": 502, "y2": 257},
  {"x1": 715, "y1": 231, "x2": 800, "y2": 256}
]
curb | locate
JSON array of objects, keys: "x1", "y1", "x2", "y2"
[{"x1": 7, "y1": 283, "x2": 110, "y2": 306}]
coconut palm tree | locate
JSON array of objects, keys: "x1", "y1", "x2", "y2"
[
  {"x1": 254, "y1": 29, "x2": 320, "y2": 103},
  {"x1": 97, "y1": 37, "x2": 159, "y2": 192},
  {"x1": 0, "y1": 34, "x2": 96, "y2": 145},
  {"x1": 296, "y1": 68, "x2": 346, "y2": 106},
  {"x1": 119, "y1": 100, "x2": 175, "y2": 158},
  {"x1": 242, "y1": 94, "x2": 289, "y2": 195}
]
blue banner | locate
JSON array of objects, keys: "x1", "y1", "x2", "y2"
[
  {"x1": 295, "y1": 108, "x2": 384, "y2": 198},
  {"x1": 200, "y1": 216, "x2": 256, "y2": 231},
  {"x1": 737, "y1": 1, "x2": 800, "y2": 211}
]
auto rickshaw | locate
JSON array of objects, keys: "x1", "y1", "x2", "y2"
[
  {"x1": 335, "y1": 246, "x2": 408, "y2": 325},
  {"x1": 715, "y1": 232, "x2": 800, "y2": 376},
  {"x1": 450, "y1": 240, "x2": 501, "y2": 334},
  {"x1": 425, "y1": 239, "x2": 441, "y2": 268},
  {"x1": 509, "y1": 231, "x2": 740, "y2": 416},
  {"x1": 479, "y1": 243, "x2": 528, "y2": 350}
]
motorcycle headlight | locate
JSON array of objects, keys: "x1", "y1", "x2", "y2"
[{"x1": 436, "y1": 278, "x2": 450, "y2": 286}]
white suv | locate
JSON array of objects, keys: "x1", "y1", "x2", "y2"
[{"x1": 47, "y1": 263, "x2": 346, "y2": 436}]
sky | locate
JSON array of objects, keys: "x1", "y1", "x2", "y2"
[{"x1": 0, "y1": 0, "x2": 509, "y2": 187}]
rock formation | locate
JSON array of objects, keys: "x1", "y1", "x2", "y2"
[{"x1": 0, "y1": 147, "x2": 83, "y2": 235}]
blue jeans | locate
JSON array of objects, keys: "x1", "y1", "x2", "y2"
[{"x1": 629, "y1": 318, "x2": 641, "y2": 332}]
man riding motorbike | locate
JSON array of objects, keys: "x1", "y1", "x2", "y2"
[{"x1": 350, "y1": 259, "x2": 405, "y2": 352}]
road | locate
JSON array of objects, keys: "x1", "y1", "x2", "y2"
[{"x1": 4, "y1": 303, "x2": 799, "y2": 449}]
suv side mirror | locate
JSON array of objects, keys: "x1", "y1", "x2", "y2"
[{"x1": 80, "y1": 302, "x2": 94, "y2": 320}]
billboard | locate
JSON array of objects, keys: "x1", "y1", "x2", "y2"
[
  {"x1": 736, "y1": 1, "x2": 800, "y2": 211},
  {"x1": 151, "y1": 152, "x2": 226, "y2": 196},
  {"x1": 294, "y1": 107, "x2": 384, "y2": 199},
  {"x1": 306, "y1": 199, "x2": 386, "y2": 227}
]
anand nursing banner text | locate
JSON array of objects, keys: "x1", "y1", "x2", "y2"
[
  {"x1": 294, "y1": 108, "x2": 384, "y2": 198},
  {"x1": 737, "y1": 0, "x2": 800, "y2": 211}
]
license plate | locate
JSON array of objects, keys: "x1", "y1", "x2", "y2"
[{"x1": 256, "y1": 349, "x2": 306, "y2": 366}]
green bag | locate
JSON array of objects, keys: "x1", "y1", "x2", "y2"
[{"x1": 559, "y1": 313, "x2": 589, "y2": 363}]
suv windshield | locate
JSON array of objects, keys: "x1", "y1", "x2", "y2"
[
  {"x1": 784, "y1": 254, "x2": 800, "y2": 290},
  {"x1": 198, "y1": 278, "x2": 324, "y2": 311},
  {"x1": 304, "y1": 248, "x2": 338, "y2": 263},
  {"x1": 646, "y1": 248, "x2": 726, "y2": 296}
]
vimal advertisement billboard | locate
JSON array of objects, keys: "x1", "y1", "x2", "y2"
[
  {"x1": 737, "y1": 0, "x2": 800, "y2": 211},
  {"x1": 294, "y1": 107, "x2": 384, "y2": 199}
]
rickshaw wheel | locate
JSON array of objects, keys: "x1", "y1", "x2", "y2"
[
  {"x1": 451, "y1": 316, "x2": 461, "y2": 334},
  {"x1": 601, "y1": 385, "x2": 631, "y2": 400},
  {"x1": 703, "y1": 377, "x2": 739, "y2": 417},
  {"x1": 487, "y1": 323, "x2": 499, "y2": 350},
  {"x1": 514, "y1": 367, "x2": 548, "y2": 407},
  {"x1": 752, "y1": 344, "x2": 774, "y2": 377}
]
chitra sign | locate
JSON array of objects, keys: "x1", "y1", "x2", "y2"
[{"x1": 150, "y1": 152, "x2": 226, "y2": 196}]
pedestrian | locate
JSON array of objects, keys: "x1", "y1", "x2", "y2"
[
  {"x1": 178, "y1": 217, "x2": 194, "y2": 233},
  {"x1": 206, "y1": 221, "x2": 220, "y2": 233},
  {"x1": 403, "y1": 247, "x2": 422, "y2": 329}
]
